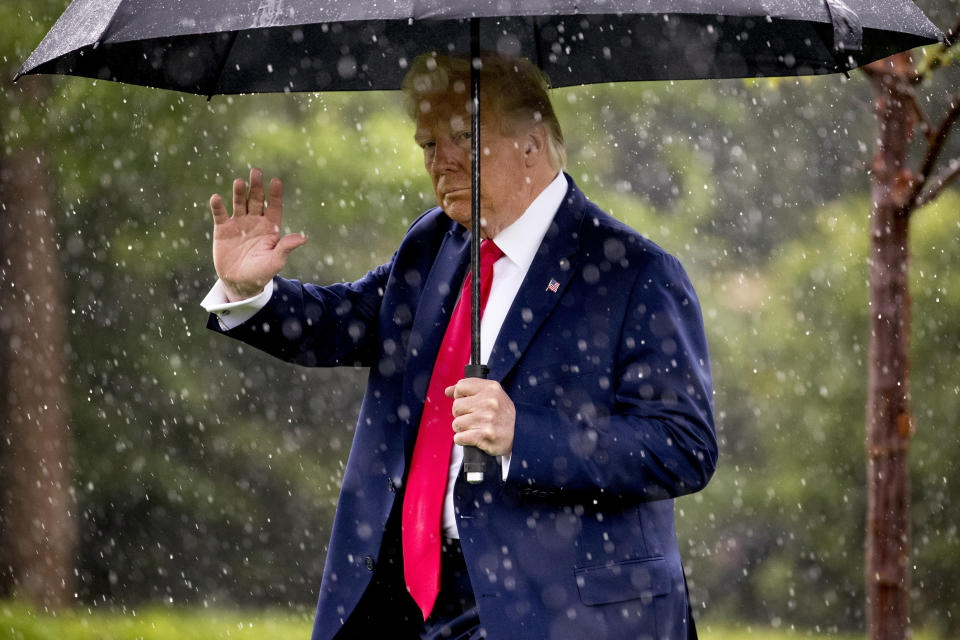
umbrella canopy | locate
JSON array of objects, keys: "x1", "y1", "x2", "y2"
[{"x1": 17, "y1": 0, "x2": 944, "y2": 95}]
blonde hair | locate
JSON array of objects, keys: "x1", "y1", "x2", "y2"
[{"x1": 401, "y1": 52, "x2": 567, "y2": 171}]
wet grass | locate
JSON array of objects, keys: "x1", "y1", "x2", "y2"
[
  {"x1": 0, "y1": 603, "x2": 311, "y2": 640},
  {"x1": 698, "y1": 622, "x2": 943, "y2": 640}
]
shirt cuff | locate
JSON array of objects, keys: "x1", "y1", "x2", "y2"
[
  {"x1": 501, "y1": 453, "x2": 511, "y2": 481},
  {"x1": 200, "y1": 279, "x2": 274, "y2": 331}
]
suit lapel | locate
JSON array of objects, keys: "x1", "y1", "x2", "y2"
[
  {"x1": 486, "y1": 180, "x2": 585, "y2": 383},
  {"x1": 400, "y1": 226, "x2": 470, "y2": 451}
]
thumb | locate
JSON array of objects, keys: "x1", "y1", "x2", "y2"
[{"x1": 276, "y1": 232, "x2": 307, "y2": 257}]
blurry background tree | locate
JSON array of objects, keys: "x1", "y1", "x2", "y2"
[
  {"x1": 0, "y1": 0, "x2": 958, "y2": 636},
  {"x1": 861, "y1": 20, "x2": 959, "y2": 640},
  {"x1": 0, "y1": 1, "x2": 75, "y2": 608}
]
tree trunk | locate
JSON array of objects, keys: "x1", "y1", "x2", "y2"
[
  {"x1": 0, "y1": 74, "x2": 76, "y2": 609},
  {"x1": 865, "y1": 52, "x2": 915, "y2": 640}
]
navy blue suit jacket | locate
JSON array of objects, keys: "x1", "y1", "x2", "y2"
[{"x1": 209, "y1": 176, "x2": 717, "y2": 639}]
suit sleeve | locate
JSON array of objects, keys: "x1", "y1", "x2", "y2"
[
  {"x1": 505, "y1": 252, "x2": 717, "y2": 501},
  {"x1": 206, "y1": 259, "x2": 393, "y2": 368}
]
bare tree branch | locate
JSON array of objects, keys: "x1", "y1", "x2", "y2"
[
  {"x1": 912, "y1": 15, "x2": 960, "y2": 82},
  {"x1": 915, "y1": 157, "x2": 960, "y2": 208},
  {"x1": 907, "y1": 93, "x2": 960, "y2": 211},
  {"x1": 903, "y1": 86, "x2": 934, "y2": 141},
  {"x1": 947, "y1": 15, "x2": 960, "y2": 49}
]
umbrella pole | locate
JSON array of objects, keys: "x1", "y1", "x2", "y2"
[{"x1": 462, "y1": 17, "x2": 487, "y2": 484}]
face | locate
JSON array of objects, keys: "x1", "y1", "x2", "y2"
[{"x1": 414, "y1": 92, "x2": 529, "y2": 236}]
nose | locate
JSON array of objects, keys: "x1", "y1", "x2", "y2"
[{"x1": 432, "y1": 136, "x2": 465, "y2": 174}]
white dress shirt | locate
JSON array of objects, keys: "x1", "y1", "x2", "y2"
[{"x1": 201, "y1": 172, "x2": 568, "y2": 539}]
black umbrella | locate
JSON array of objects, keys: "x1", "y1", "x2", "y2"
[
  {"x1": 15, "y1": 0, "x2": 945, "y2": 93},
  {"x1": 16, "y1": 0, "x2": 944, "y2": 482}
]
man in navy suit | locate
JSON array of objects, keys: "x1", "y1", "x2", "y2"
[{"x1": 202, "y1": 53, "x2": 717, "y2": 639}]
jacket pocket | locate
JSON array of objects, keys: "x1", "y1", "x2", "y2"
[{"x1": 574, "y1": 556, "x2": 671, "y2": 606}]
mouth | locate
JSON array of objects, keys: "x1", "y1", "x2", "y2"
[{"x1": 442, "y1": 188, "x2": 471, "y2": 198}]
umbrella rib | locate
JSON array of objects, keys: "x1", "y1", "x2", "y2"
[
  {"x1": 92, "y1": 0, "x2": 127, "y2": 52},
  {"x1": 207, "y1": 30, "x2": 241, "y2": 99}
]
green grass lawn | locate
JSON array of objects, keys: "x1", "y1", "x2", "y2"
[
  {"x1": 1, "y1": 604, "x2": 312, "y2": 640},
  {"x1": 696, "y1": 622, "x2": 942, "y2": 640},
  {"x1": 0, "y1": 603, "x2": 946, "y2": 640}
]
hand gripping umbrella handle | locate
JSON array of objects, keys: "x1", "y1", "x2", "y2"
[{"x1": 462, "y1": 363, "x2": 489, "y2": 484}]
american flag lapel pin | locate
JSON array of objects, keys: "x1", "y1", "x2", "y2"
[{"x1": 546, "y1": 278, "x2": 560, "y2": 293}]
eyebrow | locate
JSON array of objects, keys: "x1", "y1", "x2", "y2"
[{"x1": 414, "y1": 130, "x2": 430, "y2": 144}]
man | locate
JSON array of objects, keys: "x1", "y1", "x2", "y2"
[{"x1": 202, "y1": 53, "x2": 717, "y2": 640}]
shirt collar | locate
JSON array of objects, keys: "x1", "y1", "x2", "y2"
[{"x1": 492, "y1": 172, "x2": 567, "y2": 272}]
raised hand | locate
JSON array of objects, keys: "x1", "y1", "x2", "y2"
[{"x1": 209, "y1": 167, "x2": 307, "y2": 301}]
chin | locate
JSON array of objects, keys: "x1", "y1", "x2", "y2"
[
  {"x1": 441, "y1": 202, "x2": 471, "y2": 228},
  {"x1": 445, "y1": 212, "x2": 471, "y2": 229}
]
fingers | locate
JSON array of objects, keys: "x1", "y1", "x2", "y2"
[
  {"x1": 445, "y1": 377, "x2": 484, "y2": 399},
  {"x1": 451, "y1": 410, "x2": 486, "y2": 435},
  {"x1": 232, "y1": 177, "x2": 247, "y2": 216},
  {"x1": 452, "y1": 392, "x2": 499, "y2": 418},
  {"x1": 445, "y1": 379, "x2": 494, "y2": 418},
  {"x1": 275, "y1": 232, "x2": 307, "y2": 258},
  {"x1": 451, "y1": 414, "x2": 489, "y2": 449},
  {"x1": 209, "y1": 193, "x2": 229, "y2": 225},
  {"x1": 220, "y1": 168, "x2": 279, "y2": 219},
  {"x1": 446, "y1": 378, "x2": 515, "y2": 455},
  {"x1": 228, "y1": 169, "x2": 275, "y2": 218},
  {"x1": 265, "y1": 177, "x2": 284, "y2": 226},
  {"x1": 452, "y1": 424, "x2": 485, "y2": 449},
  {"x1": 451, "y1": 410, "x2": 510, "y2": 454},
  {"x1": 247, "y1": 167, "x2": 265, "y2": 216}
]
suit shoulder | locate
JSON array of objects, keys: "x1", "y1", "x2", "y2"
[
  {"x1": 578, "y1": 199, "x2": 677, "y2": 270},
  {"x1": 397, "y1": 207, "x2": 462, "y2": 249},
  {"x1": 404, "y1": 206, "x2": 452, "y2": 236}
]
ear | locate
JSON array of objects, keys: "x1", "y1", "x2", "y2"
[{"x1": 522, "y1": 124, "x2": 548, "y2": 168}]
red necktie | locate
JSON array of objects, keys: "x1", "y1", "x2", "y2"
[{"x1": 402, "y1": 238, "x2": 504, "y2": 619}]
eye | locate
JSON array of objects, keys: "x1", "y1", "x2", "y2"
[
  {"x1": 460, "y1": 131, "x2": 472, "y2": 141},
  {"x1": 419, "y1": 140, "x2": 435, "y2": 150}
]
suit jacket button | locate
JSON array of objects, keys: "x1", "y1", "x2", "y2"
[{"x1": 364, "y1": 556, "x2": 375, "y2": 571}]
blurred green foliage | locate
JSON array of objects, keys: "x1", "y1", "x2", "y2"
[
  {"x1": 679, "y1": 192, "x2": 960, "y2": 635},
  {"x1": 1, "y1": 0, "x2": 958, "y2": 636}
]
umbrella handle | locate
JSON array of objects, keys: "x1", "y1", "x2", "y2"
[{"x1": 462, "y1": 363, "x2": 490, "y2": 484}]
